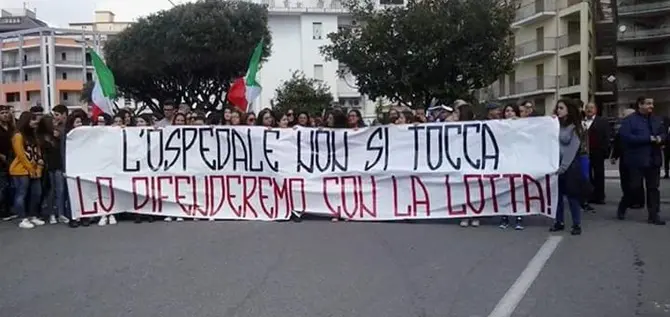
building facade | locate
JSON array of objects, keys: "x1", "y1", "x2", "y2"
[
  {"x1": 0, "y1": 9, "x2": 135, "y2": 113},
  {"x1": 255, "y1": 0, "x2": 384, "y2": 119},
  {"x1": 481, "y1": 0, "x2": 595, "y2": 114},
  {"x1": 614, "y1": 0, "x2": 670, "y2": 115}
]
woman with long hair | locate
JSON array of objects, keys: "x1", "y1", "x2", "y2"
[
  {"x1": 502, "y1": 104, "x2": 520, "y2": 120},
  {"x1": 230, "y1": 108, "x2": 243, "y2": 126},
  {"x1": 278, "y1": 114, "x2": 290, "y2": 128},
  {"x1": 10, "y1": 111, "x2": 44, "y2": 229},
  {"x1": 256, "y1": 108, "x2": 277, "y2": 127},
  {"x1": 347, "y1": 109, "x2": 366, "y2": 128},
  {"x1": 37, "y1": 116, "x2": 68, "y2": 225},
  {"x1": 550, "y1": 99, "x2": 584, "y2": 235},
  {"x1": 295, "y1": 111, "x2": 311, "y2": 127}
]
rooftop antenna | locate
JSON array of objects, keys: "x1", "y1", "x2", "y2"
[{"x1": 167, "y1": 0, "x2": 177, "y2": 6}]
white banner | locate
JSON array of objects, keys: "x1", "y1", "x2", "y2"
[{"x1": 66, "y1": 117, "x2": 559, "y2": 221}]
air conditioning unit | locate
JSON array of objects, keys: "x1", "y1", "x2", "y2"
[
  {"x1": 296, "y1": 1, "x2": 303, "y2": 7},
  {"x1": 317, "y1": 0, "x2": 324, "y2": 8}
]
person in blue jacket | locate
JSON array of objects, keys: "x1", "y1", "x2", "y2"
[{"x1": 616, "y1": 96, "x2": 666, "y2": 225}]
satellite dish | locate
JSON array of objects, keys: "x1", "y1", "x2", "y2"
[{"x1": 618, "y1": 25, "x2": 627, "y2": 33}]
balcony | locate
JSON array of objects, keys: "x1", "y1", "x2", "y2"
[
  {"x1": 1, "y1": 58, "x2": 42, "y2": 70},
  {"x1": 265, "y1": 0, "x2": 348, "y2": 14},
  {"x1": 501, "y1": 76, "x2": 557, "y2": 98},
  {"x1": 618, "y1": 0, "x2": 670, "y2": 17},
  {"x1": 512, "y1": 0, "x2": 557, "y2": 28},
  {"x1": 595, "y1": 46, "x2": 615, "y2": 60},
  {"x1": 559, "y1": 74, "x2": 581, "y2": 88},
  {"x1": 618, "y1": 54, "x2": 670, "y2": 67},
  {"x1": 618, "y1": 27, "x2": 670, "y2": 42},
  {"x1": 514, "y1": 37, "x2": 557, "y2": 62},
  {"x1": 619, "y1": 80, "x2": 670, "y2": 91},
  {"x1": 55, "y1": 59, "x2": 89, "y2": 67}
]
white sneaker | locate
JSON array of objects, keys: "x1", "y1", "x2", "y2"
[
  {"x1": 108, "y1": 215, "x2": 117, "y2": 225},
  {"x1": 58, "y1": 215, "x2": 70, "y2": 224},
  {"x1": 19, "y1": 219, "x2": 34, "y2": 229},
  {"x1": 459, "y1": 219, "x2": 469, "y2": 227},
  {"x1": 98, "y1": 216, "x2": 108, "y2": 226},
  {"x1": 29, "y1": 217, "x2": 45, "y2": 226},
  {"x1": 471, "y1": 219, "x2": 480, "y2": 227},
  {"x1": 193, "y1": 218, "x2": 199, "y2": 221},
  {"x1": 176, "y1": 217, "x2": 184, "y2": 222},
  {"x1": 49, "y1": 215, "x2": 57, "y2": 224},
  {"x1": 209, "y1": 218, "x2": 215, "y2": 221},
  {"x1": 164, "y1": 217, "x2": 173, "y2": 222}
]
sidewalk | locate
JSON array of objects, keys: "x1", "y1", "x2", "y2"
[{"x1": 604, "y1": 162, "x2": 670, "y2": 204}]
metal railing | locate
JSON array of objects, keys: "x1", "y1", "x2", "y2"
[
  {"x1": 558, "y1": 34, "x2": 581, "y2": 48},
  {"x1": 56, "y1": 59, "x2": 86, "y2": 65},
  {"x1": 513, "y1": 76, "x2": 558, "y2": 94},
  {"x1": 1, "y1": 60, "x2": 20, "y2": 68},
  {"x1": 514, "y1": 0, "x2": 556, "y2": 22},
  {"x1": 596, "y1": 46, "x2": 615, "y2": 56},
  {"x1": 515, "y1": 37, "x2": 557, "y2": 58},
  {"x1": 618, "y1": 54, "x2": 670, "y2": 66},
  {"x1": 559, "y1": 74, "x2": 581, "y2": 87},
  {"x1": 618, "y1": 0, "x2": 670, "y2": 15},
  {"x1": 618, "y1": 27, "x2": 670, "y2": 40},
  {"x1": 619, "y1": 80, "x2": 670, "y2": 90}
]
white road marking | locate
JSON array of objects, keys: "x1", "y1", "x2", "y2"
[{"x1": 487, "y1": 235, "x2": 563, "y2": 317}]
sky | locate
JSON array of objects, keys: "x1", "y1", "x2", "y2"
[{"x1": 5, "y1": 0, "x2": 190, "y2": 27}]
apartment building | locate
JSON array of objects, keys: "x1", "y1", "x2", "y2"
[
  {"x1": 592, "y1": 0, "x2": 617, "y2": 116},
  {"x1": 0, "y1": 9, "x2": 134, "y2": 112},
  {"x1": 614, "y1": 0, "x2": 670, "y2": 115},
  {"x1": 251, "y1": 0, "x2": 407, "y2": 119},
  {"x1": 483, "y1": 0, "x2": 594, "y2": 114}
]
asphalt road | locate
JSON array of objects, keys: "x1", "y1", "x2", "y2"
[{"x1": 1, "y1": 181, "x2": 669, "y2": 317}]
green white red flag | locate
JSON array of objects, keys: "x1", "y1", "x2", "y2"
[
  {"x1": 228, "y1": 39, "x2": 263, "y2": 112},
  {"x1": 89, "y1": 49, "x2": 117, "y2": 118}
]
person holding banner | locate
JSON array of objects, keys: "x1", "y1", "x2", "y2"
[
  {"x1": 499, "y1": 104, "x2": 524, "y2": 230},
  {"x1": 10, "y1": 112, "x2": 45, "y2": 229},
  {"x1": 550, "y1": 99, "x2": 585, "y2": 235},
  {"x1": 457, "y1": 103, "x2": 482, "y2": 228}
]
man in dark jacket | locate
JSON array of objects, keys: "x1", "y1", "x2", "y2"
[
  {"x1": 616, "y1": 96, "x2": 666, "y2": 225},
  {"x1": 583, "y1": 102, "x2": 610, "y2": 204}
]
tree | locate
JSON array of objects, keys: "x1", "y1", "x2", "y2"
[
  {"x1": 104, "y1": 0, "x2": 272, "y2": 114},
  {"x1": 272, "y1": 71, "x2": 334, "y2": 115},
  {"x1": 320, "y1": 0, "x2": 517, "y2": 109},
  {"x1": 80, "y1": 80, "x2": 94, "y2": 104}
]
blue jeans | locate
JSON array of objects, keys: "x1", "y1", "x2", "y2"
[
  {"x1": 47, "y1": 170, "x2": 68, "y2": 218},
  {"x1": 13, "y1": 176, "x2": 42, "y2": 219},
  {"x1": 556, "y1": 177, "x2": 582, "y2": 226}
]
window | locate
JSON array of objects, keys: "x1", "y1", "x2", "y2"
[
  {"x1": 86, "y1": 72, "x2": 93, "y2": 81},
  {"x1": 312, "y1": 22, "x2": 323, "y2": 40},
  {"x1": 62, "y1": 72, "x2": 67, "y2": 80},
  {"x1": 6, "y1": 92, "x2": 19, "y2": 102},
  {"x1": 85, "y1": 52, "x2": 92, "y2": 65},
  {"x1": 63, "y1": 92, "x2": 69, "y2": 101},
  {"x1": 26, "y1": 93, "x2": 30, "y2": 101},
  {"x1": 24, "y1": 73, "x2": 28, "y2": 81},
  {"x1": 314, "y1": 64, "x2": 324, "y2": 81},
  {"x1": 61, "y1": 52, "x2": 66, "y2": 61}
]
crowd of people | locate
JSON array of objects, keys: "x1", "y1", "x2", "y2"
[{"x1": 0, "y1": 96, "x2": 666, "y2": 233}]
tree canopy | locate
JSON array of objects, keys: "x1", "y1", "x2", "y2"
[
  {"x1": 320, "y1": 0, "x2": 517, "y2": 108},
  {"x1": 104, "y1": 0, "x2": 272, "y2": 114},
  {"x1": 272, "y1": 71, "x2": 334, "y2": 115}
]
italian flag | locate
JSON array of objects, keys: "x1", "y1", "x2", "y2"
[
  {"x1": 228, "y1": 40, "x2": 263, "y2": 112},
  {"x1": 89, "y1": 49, "x2": 117, "y2": 118}
]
